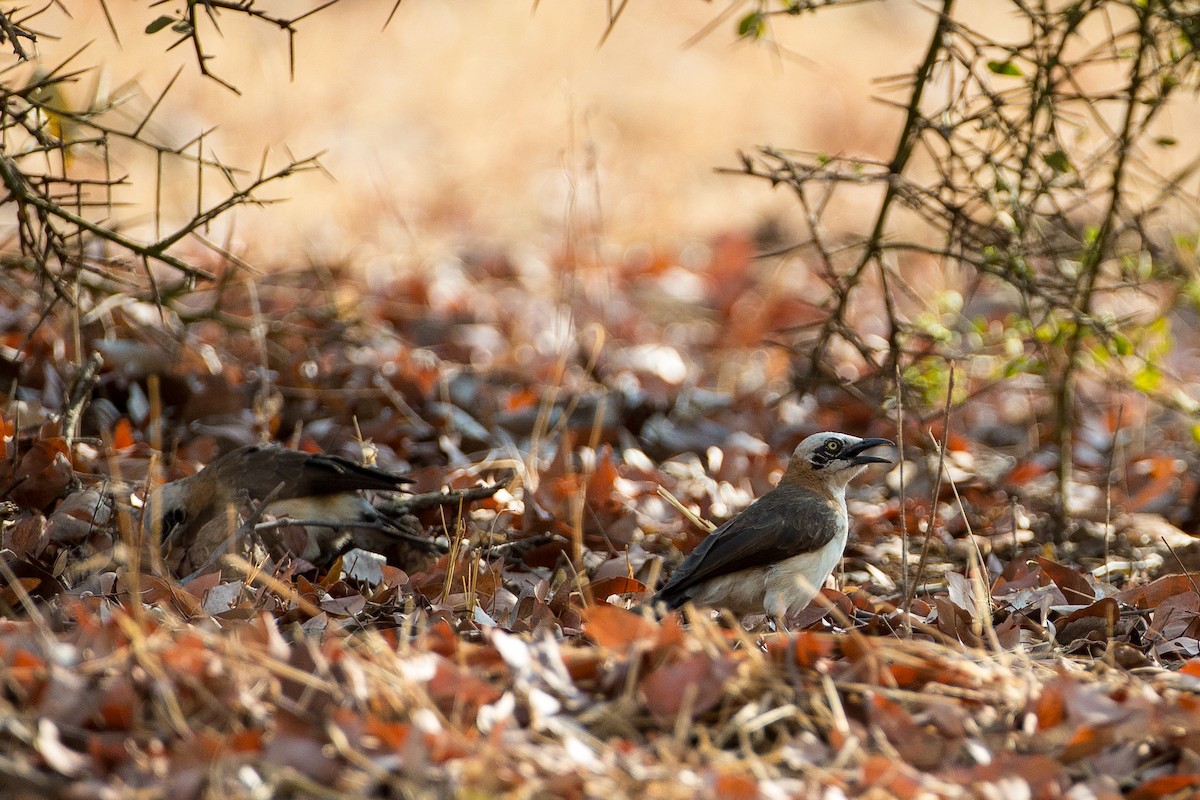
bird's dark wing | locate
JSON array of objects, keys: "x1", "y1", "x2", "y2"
[
  {"x1": 655, "y1": 485, "x2": 841, "y2": 607},
  {"x1": 218, "y1": 445, "x2": 413, "y2": 500}
]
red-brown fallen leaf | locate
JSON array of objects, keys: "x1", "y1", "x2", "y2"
[
  {"x1": 137, "y1": 575, "x2": 203, "y2": 618},
  {"x1": 519, "y1": 537, "x2": 573, "y2": 569},
  {"x1": 586, "y1": 445, "x2": 620, "y2": 507},
  {"x1": 790, "y1": 587, "x2": 854, "y2": 629},
  {"x1": 1003, "y1": 459, "x2": 1051, "y2": 490},
  {"x1": 1060, "y1": 597, "x2": 1119, "y2": 628},
  {"x1": 946, "y1": 753, "x2": 1066, "y2": 797},
  {"x1": 228, "y1": 729, "x2": 264, "y2": 753},
  {"x1": 992, "y1": 614, "x2": 1023, "y2": 649},
  {"x1": 94, "y1": 676, "x2": 139, "y2": 730},
  {"x1": 766, "y1": 631, "x2": 837, "y2": 669},
  {"x1": 639, "y1": 652, "x2": 736, "y2": 725},
  {"x1": 1061, "y1": 723, "x2": 1114, "y2": 763},
  {"x1": 860, "y1": 754, "x2": 928, "y2": 799},
  {"x1": 560, "y1": 648, "x2": 602, "y2": 683},
  {"x1": 653, "y1": 611, "x2": 687, "y2": 654},
  {"x1": 1124, "y1": 455, "x2": 1182, "y2": 512},
  {"x1": 1034, "y1": 681, "x2": 1067, "y2": 729},
  {"x1": 424, "y1": 727, "x2": 475, "y2": 765},
  {"x1": 1148, "y1": 591, "x2": 1200, "y2": 642},
  {"x1": 582, "y1": 603, "x2": 657, "y2": 650},
  {"x1": 5, "y1": 511, "x2": 48, "y2": 557},
  {"x1": 0, "y1": 557, "x2": 63, "y2": 603},
  {"x1": 1035, "y1": 556, "x2": 1094, "y2": 604},
  {"x1": 180, "y1": 571, "x2": 222, "y2": 601},
  {"x1": 544, "y1": 474, "x2": 584, "y2": 504},
  {"x1": 1118, "y1": 573, "x2": 1200, "y2": 609},
  {"x1": 428, "y1": 659, "x2": 502, "y2": 709},
  {"x1": 159, "y1": 632, "x2": 212, "y2": 678},
  {"x1": 1057, "y1": 597, "x2": 1120, "y2": 644},
  {"x1": 5, "y1": 647, "x2": 47, "y2": 700},
  {"x1": 587, "y1": 576, "x2": 647, "y2": 600},
  {"x1": 881, "y1": 662, "x2": 924, "y2": 691},
  {"x1": 1128, "y1": 774, "x2": 1200, "y2": 800},
  {"x1": 0, "y1": 576, "x2": 41, "y2": 607},
  {"x1": 869, "y1": 694, "x2": 957, "y2": 771},
  {"x1": 8, "y1": 437, "x2": 73, "y2": 511},
  {"x1": 319, "y1": 559, "x2": 344, "y2": 589},
  {"x1": 88, "y1": 733, "x2": 130, "y2": 773},
  {"x1": 710, "y1": 771, "x2": 758, "y2": 800},
  {"x1": 364, "y1": 716, "x2": 414, "y2": 751},
  {"x1": 908, "y1": 598, "x2": 932, "y2": 616},
  {"x1": 111, "y1": 417, "x2": 136, "y2": 450},
  {"x1": 503, "y1": 386, "x2": 539, "y2": 412},
  {"x1": 319, "y1": 593, "x2": 366, "y2": 617},
  {"x1": 934, "y1": 597, "x2": 981, "y2": 646}
]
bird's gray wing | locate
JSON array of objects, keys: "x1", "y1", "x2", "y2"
[
  {"x1": 655, "y1": 485, "x2": 841, "y2": 607},
  {"x1": 291, "y1": 450, "x2": 414, "y2": 495},
  {"x1": 221, "y1": 445, "x2": 413, "y2": 500}
]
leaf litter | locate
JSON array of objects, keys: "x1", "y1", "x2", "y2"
[{"x1": 3, "y1": 249, "x2": 1200, "y2": 798}]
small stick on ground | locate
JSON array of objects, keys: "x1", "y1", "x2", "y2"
[{"x1": 62, "y1": 350, "x2": 104, "y2": 450}]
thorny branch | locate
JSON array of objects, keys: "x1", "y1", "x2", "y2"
[
  {"x1": 728, "y1": 1, "x2": 1200, "y2": 523},
  {"x1": 0, "y1": 7, "x2": 36, "y2": 61},
  {"x1": 150, "y1": 0, "x2": 345, "y2": 92}
]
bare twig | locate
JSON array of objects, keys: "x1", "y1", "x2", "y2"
[{"x1": 61, "y1": 349, "x2": 103, "y2": 450}]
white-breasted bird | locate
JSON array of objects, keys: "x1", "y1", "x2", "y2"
[
  {"x1": 145, "y1": 444, "x2": 424, "y2": 573},
  {"x1": 652, "y1": 432, "x2": 894, "y2": 625}
]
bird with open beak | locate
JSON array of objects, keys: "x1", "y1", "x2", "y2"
[
  {"x1": 144, "y1": 444, "x2": 423, "y2": 574},
  {"x1": 653, "y1": 432, "x2": 895, "y2": 627}
]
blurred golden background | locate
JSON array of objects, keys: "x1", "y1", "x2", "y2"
[
  {"x1": 25, "y1": 2, "x2": 951, "y2": 267},
  {"x1": 16, "y1": 2, "x2": 1200, "y2": 272}
]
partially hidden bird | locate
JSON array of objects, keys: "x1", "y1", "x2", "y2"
[
  {"x1": 145, "y1": 444, "x2": 421, "y2": 573},
  {"x1": 652, "y1": 432, "x2": 895, "y2": 625}
]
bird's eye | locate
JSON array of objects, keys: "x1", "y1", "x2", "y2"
[{"x1": 823, "y1": 440, "x2": 843, "y2": 453}]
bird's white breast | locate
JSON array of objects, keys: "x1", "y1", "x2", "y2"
[{"x1": 763, "y1": 524, "x2": 847, "y2": 619}]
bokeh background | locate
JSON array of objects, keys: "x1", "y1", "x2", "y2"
[{"x1": 24, "y1": 2, "x2": 966, "y2": 268}]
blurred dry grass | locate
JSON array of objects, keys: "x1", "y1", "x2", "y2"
[
  {"x1": 23, "y1": 1, "x2": 947, "y2": 267},
  {"x1": 13, "y1": 2, "x2": 1200, "y2": 271}
]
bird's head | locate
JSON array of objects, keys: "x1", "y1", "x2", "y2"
[
  {"x1": 786, "y1": 432, "x2": 895, "y2": 490},
  {"x1": 142, "y1": 477, "x2": 203, "y2": 546}
]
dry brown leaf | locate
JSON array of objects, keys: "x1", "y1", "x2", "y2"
[
  {"x1": 582, "y1": 603, "x2": 657, "y2": 650},
  {"x1": 639, "y1": 652, "x2": 736, "y2": 725}
]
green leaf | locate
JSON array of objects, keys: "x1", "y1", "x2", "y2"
[
  {"x1": 1043, "y1": 149, "x2": 1072, "y2": 173},
  {"x1": 1155, "y1": 136, "x2": 1178, "y2": 147},
  {"x1": 737, "y1": 12, "x2": 766, "y2": 39},
  {"x1": 172, "y1": 20, "x2": 194, "y2": 34},
  {"x1": 145, "y1": 15, "x2": 175, "y2": 34},
  {"x1": 987, "y1": 60, "x2": 1022, "y2": 76}
]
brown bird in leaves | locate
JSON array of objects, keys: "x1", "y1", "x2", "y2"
[
  {"x1": 146, "y1": 444, "x2": 423, "y2": 573},
  {"x1": 653, "y1": 432, "x2": 894, "y2": 625}
]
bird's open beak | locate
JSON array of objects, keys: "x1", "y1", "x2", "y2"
[{"x1": 844, "y1": 437, "x2": 895, "y2": 465}]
